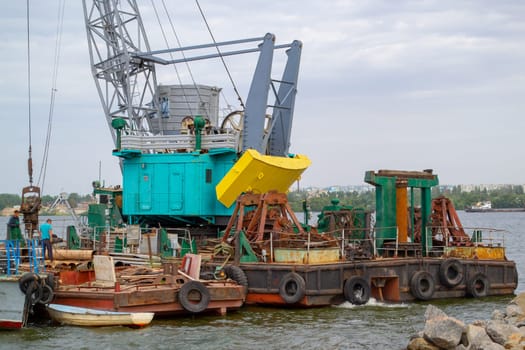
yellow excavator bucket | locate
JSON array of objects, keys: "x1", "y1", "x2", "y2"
[{"x1": 216, "y1": 149, "x2": 311, "y2": 207}]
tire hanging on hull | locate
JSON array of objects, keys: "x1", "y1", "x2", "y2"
[
  {"x1": 178, "y1": 281, "x2": 211, "y2": 313},
  {"x1": 439, "y1": 259, "x2": 464, "y2": 288},
  {"x1": 224, "y1": 265, "x2": 249, "y2": 287},
  {"x1": 343, "y1": 276, "x2": 371, "y2": 305},
  {"x1": 410, "y1": 271, "x2": 435, "y2": 301},
  {"x1": 466, "y1": 273, "x2": 489, "y2": 298},
  {"x1": 279, "y1": 272, "x2": 306, "y2": 304}
]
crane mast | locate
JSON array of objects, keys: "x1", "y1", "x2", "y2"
[
  {"x1": 83, "y1": 0, "x2": 159, "y2": 145},
  {"x1": 81, "y1": 0, "x2": 308, "y2": 228}
]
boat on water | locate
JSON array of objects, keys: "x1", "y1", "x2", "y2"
[
  {"x1": 0, "y1": 239, "x2": 55, "y2": 329},
  {"x1": 45, "y1": 2, "x2": 516, "y2": 312},
  {"x1": 465, "y1": 201, "x2": 525, "y2": 213},
  {"x1": 201, "y1": 169, "x2": 518, "y2": 307},
  {"x1": 52, "y1": 254, "x2": 245, "y2": 317},
  {"x1": 47, "y1": 304, "x2": 153, "y2": 328}
]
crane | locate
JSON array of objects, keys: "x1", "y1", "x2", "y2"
[{"x1": 82, "y1": 0, "x2": 306, "y2": 229}]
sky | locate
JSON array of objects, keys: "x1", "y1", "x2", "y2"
[{"x1": 1, "y1": 0, "x2": 525, "y2": 196}]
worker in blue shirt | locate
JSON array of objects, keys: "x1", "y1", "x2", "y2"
[{"x1": 39, "y1": 218, "x2": 54, "y2": 262}]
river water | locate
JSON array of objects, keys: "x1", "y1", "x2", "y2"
[{"x1": 0, "y1": 212, "x2": 524, "y2": 349}]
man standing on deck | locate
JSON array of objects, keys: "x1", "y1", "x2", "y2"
[
  {"x1": 39, "y1": 218, "x2": 54, "y2": 262},
  {"x1": 7, "y1": 210, "x2": 20, "y2": 230},
  {"x1": 7, "y1": 210, "x2": 21, "y2": 240}
]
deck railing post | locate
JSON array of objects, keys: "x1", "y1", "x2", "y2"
[
  {"x1": 307, "y1": 231, "x2": 311, "y2": 264},
  {"x1": 395, "y1": 226, "x2": 399, "y2": 257},
  {"x1": 341, "y1": 229, "x2": 345, "y2": 259},
  {"x1": 373, "y1": 227, "x2": 377, "y2": 257},
  {"x1": 270, "y1": 232, "x2": 273, "y2": 262}
]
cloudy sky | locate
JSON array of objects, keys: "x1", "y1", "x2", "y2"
[{"x1": 2, "y1": 1, "x2": 525, "y2": 195}]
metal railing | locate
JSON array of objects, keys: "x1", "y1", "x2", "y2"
[
  {"x1": 0, "y1": 239, "x2": 45, "y2": 275},
  {"x1": 120, "y1": 130, "x2": 238, "y2": 152},
  {"x1": 424, "y1": 225, "x2": 508, "y2": 254},
  {"x1": 260, "y1": 223, "x2": 510, "y2": 262}
]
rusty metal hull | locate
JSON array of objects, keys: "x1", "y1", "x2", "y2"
[
  {"x1": 53, "y1": 278, "x2": 245, "y2": 316},
  {"x1": 240, "y1": 257, "x2": 518, "y2": 306}
]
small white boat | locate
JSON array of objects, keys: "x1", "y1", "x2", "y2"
[{"x1": 47, "y1": 304, "x2": 154, "y2": 328}]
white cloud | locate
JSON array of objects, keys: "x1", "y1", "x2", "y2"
[{"x1": 1, "y1": 0, "x2": 525, "y2": 196}]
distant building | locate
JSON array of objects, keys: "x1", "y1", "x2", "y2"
[{"x1": 458, "y1": 184, "x2": 525, "y2": 193}]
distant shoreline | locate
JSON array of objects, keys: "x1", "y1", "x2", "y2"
[{"x1": 464, "y1": 208, "x2": 525, "y2": 213}]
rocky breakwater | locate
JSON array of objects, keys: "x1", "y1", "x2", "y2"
[{"x1": 407, "y1": 293, "x2": 525, "y2": 350}]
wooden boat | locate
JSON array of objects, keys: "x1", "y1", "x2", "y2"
[{"x1": 47, "y1": 304, "x2": 153, "y2": 327}]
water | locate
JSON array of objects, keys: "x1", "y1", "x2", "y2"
[{"x1": 0, "y1": 212, "x2": 524, "y2": 349}]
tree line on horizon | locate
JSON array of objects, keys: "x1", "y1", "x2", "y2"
[
  {"x1": 0, "y1": 193, "x2": 93, "y2": 212},
  {"x1": 1, "y1": 185, "x2": 524, "y2": 214},
  {"x1": 287, "y1": 185, "x2": 525, "y2": 212}
]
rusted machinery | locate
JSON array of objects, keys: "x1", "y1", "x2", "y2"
[
  {"x1": 220, "y1": 191, "x2": 339, "y2": 263},
  {"x1": 429, "y1": 196, "x2": 472, "y2": 246}
]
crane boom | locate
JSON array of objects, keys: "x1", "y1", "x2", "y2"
[{"x1": 82, "y1": 0, "x2": 159, "y2": 145}]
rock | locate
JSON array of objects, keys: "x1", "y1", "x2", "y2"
[
  {"x1": 464, "y1": 324, "x2": 493, "y2": 349},
  {"x1": 485, "y1": 320, "x2": 521, "y2": 345},
  {"x1": 475, "y1": 341, "x2": 504, "y2": 350},
  {"x1": 471, "y1": 319, "x2": 487, "y2": 328},
  {"x1": 504, "y1": 332, "x2": 525, "y2": 350},
  {"x1": 409, "y1": 294, "x2": 525, "y2": 349},
  {"x1": 515, "y1": 320, "x2": 525, "y2": 328},
  {"x1": 510, "y1": 293, "x2": 525, "y2": 315},
  {"x1": 491, "y1": 309, "x2": 505, "y2": 321},
  {"x1": 425, "y1": 304, "x2": 448, "y2": 321},
  {"x1": 406, "y1": 337, "x2": 440, "y2": 350},
  {"x1": 423, "y1": 316, "x2": 466, "y2": 349},
  {"x1": 505, "y1": 304, "x2": 522, "y2": 318},
  {"x1": 504, "y1": 303, "x2": 525, "y2": 326}
]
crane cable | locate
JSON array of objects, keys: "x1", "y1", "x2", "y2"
[
  {"x1": 36, "y1": 0, "x2": 66, "y2": 194},
  {"x1": 150, "y1": 0, "x2": 199, "y2": 119},
  {"x1": 32, "y1": 0, "x2": 65, "y2": 193},
  {"x1": 195, "y1": 0, "x2": 245, "y2": 110},
  {"x1": 26, "y1": 0, "x2": 33, "y2": 187}
]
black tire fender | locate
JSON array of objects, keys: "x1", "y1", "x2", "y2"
[
  {"x1": 439, "y1": 259, "x2": 464, "y2": 288},
  {"x1": 343, "y1": 276, "x2": 371, "y2": 305},
  {"x1": 29, "y1": 281, "x2": 43, "y2": 305},
  {"x1": 19, "y1": 272, "x2": 40, "y2": 294},
  {"x1": 278, "y1": 272, "x2": 306, "y2": 304},
  {"x1": 38, "y1": 284, "x2": 54, "y2": 305},
  {"x1": 224, "y1": 265, "x2": 248, "y2": 287},
  {"x1": 178, "y1": 281, "x2": 211, "y2": 313},
  {"x1": 467, "y1": 273, "x2": 489, "y2": 298},
  {"x1": 410, "y1": 271, "x2": 435, "y2": 301},
  {"x1": 45, "y1": 274, "x2": 55, "y2": 290}
]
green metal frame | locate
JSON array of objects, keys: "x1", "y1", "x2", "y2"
[{"x1": 365, "y1": 170, "x2": 438, "y2": 256}]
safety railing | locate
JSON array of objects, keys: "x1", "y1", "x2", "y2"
[
  {"x1": 424, "y1": 225, "x2": 508, "y2": 255},
  {"x1": 363, "y1": 224, "x2": 509, "y2": 258},
  {"x1": 27, "y1": 239, "x2": 45, "y2": 274},
  {"x1": 120, "y1": 130, "x2": 238, "y2": 153},
  {"x1": 253, "y1": 226, "x2": 375, "y2": 263},
  {"x1": 0, "y1": 240, "x2": 21, "y2": 276},
  {"x1": 0, "y1": 239, "x2": 45, "y2": 275}
]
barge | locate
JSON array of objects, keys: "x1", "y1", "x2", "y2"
[
  {"x1": 52, "y1": 254, "x2": 245, "y2": 317},
  {"x1": 204, "y1": 169, "x2": 518, "y2": 307},
  {"x1": 69, "y1": 2, "x2": 516, "y2": 309}
]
